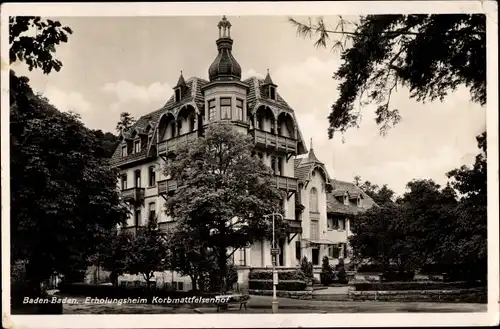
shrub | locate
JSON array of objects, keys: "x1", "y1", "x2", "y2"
[
  {"x1": 382, "y1": 270, "x2": 415, "y2": 282},
  {"x1": 320, "y1": 256, "x2": 334, "y2": 285},
  {"x1": 248, "y1": 270, "x2": 305, "y2": 281},
  {"x1": 226, "y1": 263, "x2": 238, "y2": 289},
  {"x1": 300, "y1": 256, "x2": 313, "y2": 278},
  {"x1": 248, "y1": 279, "x2": 307, "y2": 291}
]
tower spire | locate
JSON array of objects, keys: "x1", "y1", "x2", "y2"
[
  {"x1": 307, "y1": 138, "x2": 320, "y2": 163},
  {"x1": 208, "y1": 16, "x2": 242, "y2": 81}
]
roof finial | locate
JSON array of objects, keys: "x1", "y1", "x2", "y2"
[
  {"x1": 218, "y1": 15, "x2": 232, "y2": 38},
  {"x1": 310, "y1": 138, "x2": 313, "y2": 150}
]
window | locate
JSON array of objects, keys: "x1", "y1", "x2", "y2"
[
  {"x1": 148, "y1": 202, "x2": 156, "y2": 221},
  {"x1": 148, "y1": 166, "x2": 156, "y2": 187},
  {"x1": 134, "y1": 170, "x2": 141, "y2": 188},
  {"x1": 295, "y1": 241, "x2": 301, "y2": 260},
  {"x1": 208, "y1": 99, "x2": 216, "y2": 121},
  {"x1": 328, "y1": 245, "x2": 340, "y2": 258},
  {"x1": 236, "y1": 99, "x2": 244, "y2": 121},
  {"x1": 238, "y1": 248, "x2": 247, "y2": 266},
  {"x1": 120, "y1": 174, "x2": 127, "y2": 190},
  {"x1": 134, "y1": 208, "x2": 141, "y2": 226},
  {"x1": 310, "y1": 220, "x2": 319, "y2": 240},
  {"x1": 175, "y1": 88, "x2": 181, "y2": 102},
  {"x1": 177, "y1": 120, "x2": 183, "y2": 135},
  {"x1": 338, "y1": 218, "x2": 346, "y2": 231},
  {"x1": 357, "y1": 197, "x2": 361, "y2": 207},
  {"x1": 189, "y1": 116, "x2": 196, "y2": 132},
  {"x1": 277, "y1": 157, "x2": 283, "y2": 176},
  {"x1": 327, "y1": 217, "x2": 334, "y2": 230},
  {"x1": 121, "y1": 145, "x2": 127, "y2": 157},
  {"x1": 170, "y1": 122, "x2": 176, "y2": 138},
  {"x1": 220, "y1": 98, "x2": 232, "y2": 120},
  {"x1": 271, "y1": 156, "x2": 277, "y2": 175},
  {"x1": 312, "y1": 170, "x2": 316, "y2": 177},
  {"x1": 134, "y1": 140, "x2": 141, "y2": 153},
  {"x1": 344, "y1": 195, "x2": 349, "y2": 205},
  {"x1": 269, "y1": 86, "x2": 276, "y2": 100},
  {"x1": 309, "y1": 188, "x2": 318, "y2": 212}
]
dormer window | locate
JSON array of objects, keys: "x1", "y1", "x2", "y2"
[
  {"x1": 344, "y1": 194, "x2": 349, "y2": 205},
  {"x1": 134, "y1": 140, "x2": 141, "y2": 153},
  {"x1": 121, "y1": 145, "x2": 127, "y2": 157},
  {"x1": 175, "y1": 88, "x2": 182, "y2": 102},
  {"x1": 357, "y1": 197, "x2": 361, "y2": 207},
  {"x1": 269, "y1": 86, "x2": 276, "y2": 100}
]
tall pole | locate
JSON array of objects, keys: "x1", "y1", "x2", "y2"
[{"x1": 272, "y1": 213, "x2": 278, "y2": 314}]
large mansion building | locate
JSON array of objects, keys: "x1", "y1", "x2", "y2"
[{"x1": 109, "y1": 16, "x2": 376, "y2": 289}]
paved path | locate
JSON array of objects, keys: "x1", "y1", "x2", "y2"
[{"x1": 312, "y1": 286, "x2": 350, "y2": 295}]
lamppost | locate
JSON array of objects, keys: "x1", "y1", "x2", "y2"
[{"x1": 264, "y1": 212, "x2": 283, "y2": 314}]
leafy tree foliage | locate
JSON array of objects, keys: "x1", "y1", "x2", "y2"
[
  {"x1": 350, "y1": 133, "x2": 487, "y2": 282},
  {"x1": 125, "y1": 217, "x2": 169, "y2": 288},
  {"x1": 356, "y1": 178, "x2": 395, "y2": 204},
  {"x1": 116, "y1": 112, "x2": 136, "y2": 134},
  {"x1": 100, "y1": 231, "x2": 133, "y2": 287},
  {"x1": 10, "y1": 16, "x2": 73, "y2": 74},
  {"x1": 10, "y1": 72, "x2": 129, "y2": 290},
  {"x1": 10, "y1": 17, "x2": 128, "y2": 293},
  {"x1": 165, "y1": 223, "x2": 217, "y2": 291},
  {"x1": 164, "y1": 122, "x2": 284, "y2": 292},
  {"x1": 290, "y1": 15, "x2": 486, "y2": 138},
  {"x1": 92, "y1": 129, "x2": 119, "y2": 158}
]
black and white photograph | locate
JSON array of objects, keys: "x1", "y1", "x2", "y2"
[{"x1": 1, "y1": 1, "x2": 498, "y2": 328}]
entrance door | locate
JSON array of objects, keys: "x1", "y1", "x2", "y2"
[
  {"x1": 312, "y1": 248, "x2": 319, "y2": 266},
  {"x1": 278, "y1": 239, "x2": 285, "y2": 266}
]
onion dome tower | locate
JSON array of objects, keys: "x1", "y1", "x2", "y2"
[{"x1": 208, "y1": 16, "x2": 242, "y2": 81}]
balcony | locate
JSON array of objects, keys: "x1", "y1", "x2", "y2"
[
  {"x1": 121, "y1": 187, "x2": 145, "y2": 205},
  {"x1": 251, "y1": 129, "x2": 297, "y2": 154},
  {"x1": 274, "y1": 175, "x2": 298, "y2": 192},
  {"x1": 285, "y1": 218, "x2": 303, "y2": 234},
  {"x1": 157, "y1": 179, "x2": 178, "y2": 196},
  {"x1": 157, "y1": 131, "x2": 198, "y2": 155}
]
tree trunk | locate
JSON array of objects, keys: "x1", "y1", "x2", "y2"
[
  {"x1": 218, "y1": 245, "x2": 227, "y2": 294},
  {"x1": 190, "y1": 275, "x2": 198, "y2": 291}
]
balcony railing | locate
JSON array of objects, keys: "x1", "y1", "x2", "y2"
[
  {"x1": 121, "y1": 187, "x2": 145, "y2": 204},
  {"x1": 285, "y1": 218, "x2": 303, "y2": 234},
  {"x1": 157, "y1": 179, "x2": 178, "y2": 195},
  {"x1": 274, "y1": 175, "x2": 298, "y2": 192},
  {"x1": 157, "y1": 131, "x2": 198, "y2": 155},
  {"x1": 251, "y1": 129, "x2": 297, "y2": 154}
]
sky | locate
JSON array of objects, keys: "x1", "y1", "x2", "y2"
[{"x1": 11, "y1": 15, "x2": 486, "y2": 196}]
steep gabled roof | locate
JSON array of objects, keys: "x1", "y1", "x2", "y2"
[{"x1": 327, "y1": 180, "x2": 377, "y2": 215}]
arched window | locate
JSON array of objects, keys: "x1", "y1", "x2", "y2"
[{"x1": 309, "y1": 187, "x2": 318, "y2": 213}]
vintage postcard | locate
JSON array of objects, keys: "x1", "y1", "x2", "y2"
[{"x1": 1, "y1": 1, "x2": 498, "y2": 328}]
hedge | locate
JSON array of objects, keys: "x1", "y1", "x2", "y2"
[
  {"x1": 248, "y1": 270, "x2": 306, "y2": 281},
  {"x1": 248, "y1": 289, "x2": 312, "y2": 300},
  {"x1": 248, "y1": 279, "x2": 307, "y2": 291},
  {"x1": 351, "y1": 281, "x2": 483, "y2": 291},
  {"x1": 58, "y1": 283, "x2": 220, "y2": 301},
  {"x1": 350, "y1": 287, "x2": 486, "y2": 303}
]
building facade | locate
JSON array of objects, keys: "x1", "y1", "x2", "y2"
[{"x1": 109, "y1": 16, "x2": 376, "y2": 289}]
